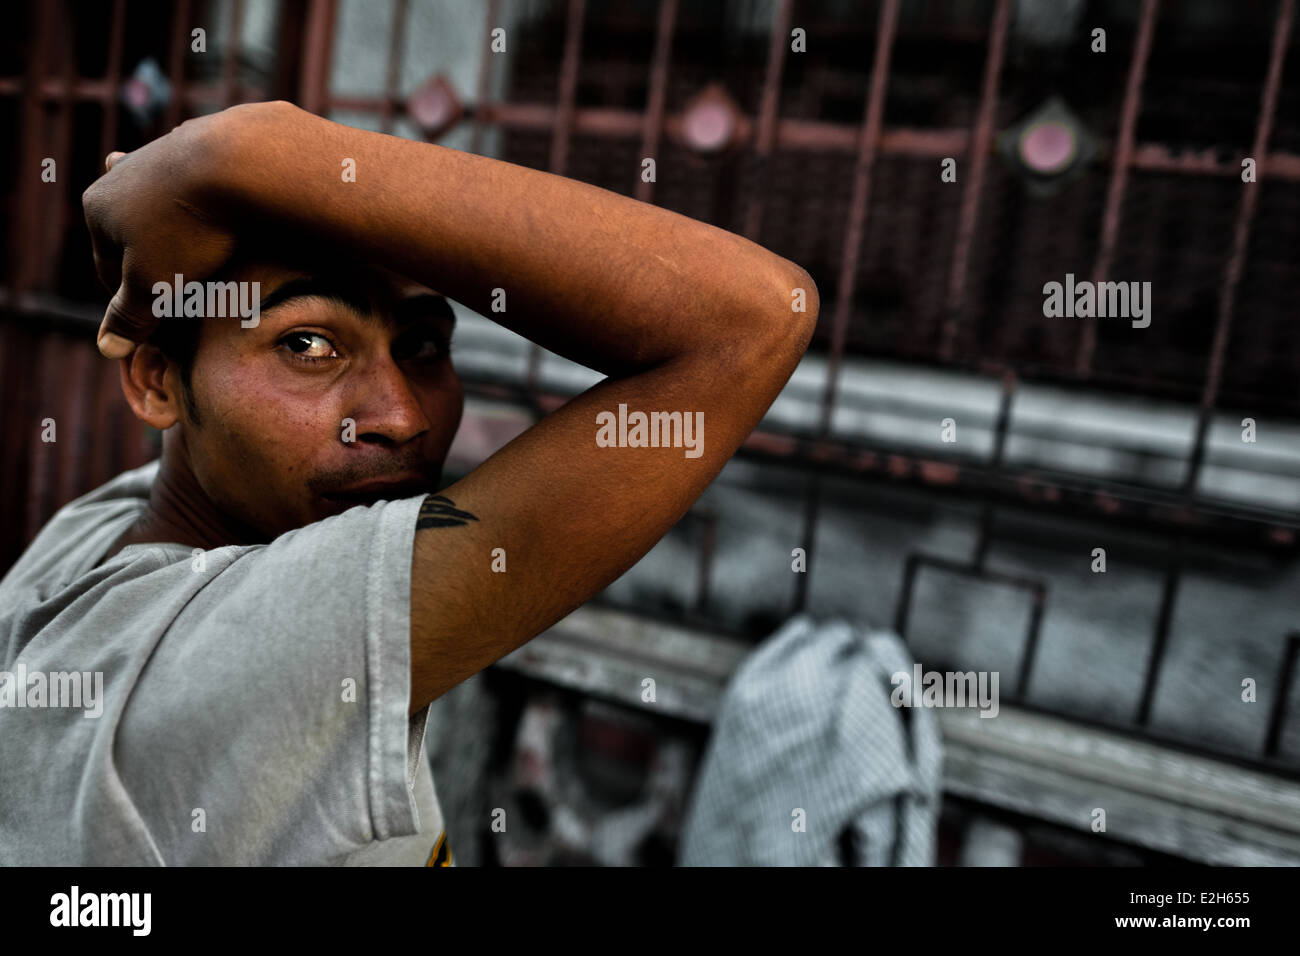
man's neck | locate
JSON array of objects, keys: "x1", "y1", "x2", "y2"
[{"x1": 105, "y1": 431, "x2": 266, "y2": 558}]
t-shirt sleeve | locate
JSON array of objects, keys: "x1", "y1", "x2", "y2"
[{"x1": 112, "y1": 495, "x2": 431, "y2": 865}]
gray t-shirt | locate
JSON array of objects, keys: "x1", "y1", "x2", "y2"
[{"x1": 0, "y1": 460, "x2": 453, "y2": 866}]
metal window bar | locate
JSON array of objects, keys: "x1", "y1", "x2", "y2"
[
  {"x1": 380, "y1": 0, "x2": 407, "y2": 134},
  {"x1": 818, "y1": 0, "x2": 898, "y2": 439},
  {"x1": 1265, "y1": 632, "x2": 1300, "y2": 759},
  {"x1": 1183, "y1": 0, "x2": 1296, "y2": 496},
  {"x1": 1074, "y1": 0, "x2": 1160, "y2": 376},
  {"x1": 937, "y1": 0, "x2": 1010, "y2": 363}
]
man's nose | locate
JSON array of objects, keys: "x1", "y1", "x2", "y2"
[{"x1": 345, "y1": 356, "x2": 431, "y2": 446}]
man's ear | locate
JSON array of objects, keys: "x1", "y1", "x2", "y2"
[{"x1": 118, "y1": 344, "x2": 184, "y2": 429}]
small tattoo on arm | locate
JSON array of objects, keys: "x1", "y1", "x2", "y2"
[{"x1": 417, "y1": 494, "x2": 479, "y2": 529}]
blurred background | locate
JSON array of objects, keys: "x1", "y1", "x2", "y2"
[{"x1": 2, "y1": 0, "x2": 1299, "y2": 866}]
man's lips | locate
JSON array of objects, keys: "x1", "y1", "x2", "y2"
[{"x1": 319, "y1": 475, "x2": 434, "y2": 504}]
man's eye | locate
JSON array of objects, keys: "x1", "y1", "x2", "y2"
[
  {"x1": 393, "y1": 330, "x2": 449, "y2": 362},
  {"x1": 280, "y1": 332, "x2": 338, "y2": 361}
]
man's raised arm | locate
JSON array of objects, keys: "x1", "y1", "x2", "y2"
[
  {"x1": 83, "y1": 101, "x2": 818, "y2": 712},
  {"x1": 213, "y1": 101, "x2": 813, "y2": 381}
]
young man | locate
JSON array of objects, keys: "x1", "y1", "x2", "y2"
[{"x1": 0, "y1": 101, "x2": 817, "y2": 865}]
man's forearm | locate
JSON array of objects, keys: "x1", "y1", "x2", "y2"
[{"x1": 218, "y1": 101, "x2": 811, "y2": 377}]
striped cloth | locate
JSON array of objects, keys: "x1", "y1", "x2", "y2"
[{"x1": 678, "y1": 615, "x2": 943, "y2": 866}]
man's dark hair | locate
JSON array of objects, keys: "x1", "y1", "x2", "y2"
[{"x1": 149, "y1": 317, "x2": 203, "y2": 426}]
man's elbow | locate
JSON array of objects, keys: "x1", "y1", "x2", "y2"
[
  {"x1": 789, "y1": 263, "x2": 820, "y2": 336},
  {"x1": 695, "y1": 259, "x2": 818, "y2": 376},
  {"x1": 762, "y1": 262, "x2": 819, "y2": 362}
]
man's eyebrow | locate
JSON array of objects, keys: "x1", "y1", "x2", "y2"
[
  {"x1": 395, "y1": 293, "x2": 457, "y2": 330},
  {"x1": 258, "y1": 277, "x2": 378, "y2": 321}
]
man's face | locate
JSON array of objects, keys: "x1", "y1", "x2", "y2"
[{"x1": 173, "y1": 259, "x2": 464, "y2": 540}]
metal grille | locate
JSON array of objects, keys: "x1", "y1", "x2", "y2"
[
  {"x1": 469, "y1": 0, "x2": 1300, "y2": 777},
  {"x1": 1, "y1": 0, "x2": 1298, "y2": 788}
]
